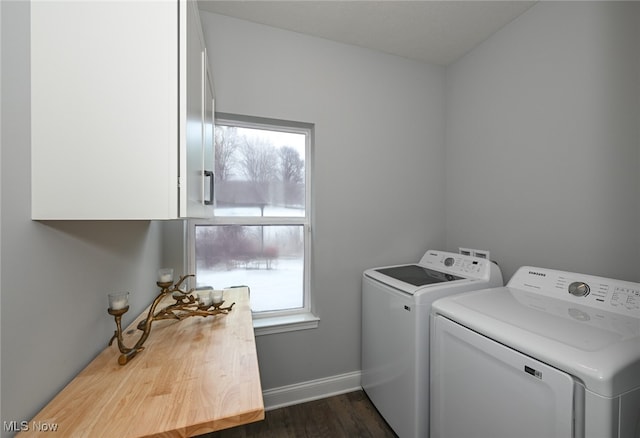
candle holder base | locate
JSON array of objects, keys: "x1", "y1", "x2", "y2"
[{"x1": 107, "y1": 307, "x2": 129, "y2": 317}]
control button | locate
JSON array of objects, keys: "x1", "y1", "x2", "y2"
[
  {"x1": 444, "y1": 257, "x2": 455, "y2": 267},
  {"x1": 568, "y1": 281, "x2": 590, "y2": 297}
]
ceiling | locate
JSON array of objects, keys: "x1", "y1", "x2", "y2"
[{"x1": 197, "y1": 1, "x2": 537, "y2": 66}]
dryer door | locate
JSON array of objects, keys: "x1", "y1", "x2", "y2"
[{"x1": 430, "y1": 315, "x2": 578, "y2": 438}]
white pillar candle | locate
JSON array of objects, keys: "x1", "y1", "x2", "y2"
[
  {"x1": 158, "y1": 268, "x2": 174, "y2": 283},
  {"x1": 212, "y1": 290, "x2": 224, "y2": 304},
  {"x1": 197, "y1": 288, "x2": 213, "y2": 307},
  {"x1": 108, "y1": 292, "x2": 129, "y2": 310}
]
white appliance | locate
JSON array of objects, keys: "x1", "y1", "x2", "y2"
[
  {"x1": 362, "y1": 249, "x2": 503, "y2": 438},
  {"x1": 430, "y1": 266, "x2": 640, "y2": 438}
]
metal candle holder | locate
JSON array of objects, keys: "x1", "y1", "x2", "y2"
[{"x1": 108, "y1": 274, "x2": 235, "y2": 365}]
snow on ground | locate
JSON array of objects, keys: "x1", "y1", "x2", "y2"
[{"x1": 196, "y1": 257, "x2": 303, "y2": 312}]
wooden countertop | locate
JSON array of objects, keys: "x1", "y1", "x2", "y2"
[{"x1": 19, "y1": 287, "x2": 264, "y2": 437}]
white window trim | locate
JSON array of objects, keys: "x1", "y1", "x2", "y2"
[
  {"x1": 187, "y1": 113, "x2": 318, "y2": 335},
  {"x1": 252, "y1": 312, "x2": 320, "y2": 336}
]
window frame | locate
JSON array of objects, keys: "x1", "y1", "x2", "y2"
[{"x1": 187, "y1": 113, "x2": 318, "y2": 335}]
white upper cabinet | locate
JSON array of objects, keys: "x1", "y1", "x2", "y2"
[{"x1": 31, "y1": 0, "x2": 214, "y2": 220}]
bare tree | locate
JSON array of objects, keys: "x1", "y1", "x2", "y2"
[
  {"x1": 279, "y1": 146, "x2": 304, "y2": 183},
  {"x1": 214, "y1": 126, "x2": 240, "y2": 181},
  {"x1": 239, "y1": 137, "x2": 278, "y2": 183}
]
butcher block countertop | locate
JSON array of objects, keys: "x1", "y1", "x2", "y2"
[{"x1": 19, "y1": 287, "x2": 264, "y2": 437}]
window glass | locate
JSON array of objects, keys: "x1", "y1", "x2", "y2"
[
  {"x1": 192, "y1": 115, "x2": 312, "y2": 316},
  {"x1": 215, "y1": 125, "x2": 305, "y2": 217},
  {"x1": 195, "y1": 225, "x2": 304, "y2": 312}
]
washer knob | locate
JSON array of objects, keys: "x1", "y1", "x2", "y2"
[
  {"x1": 568, "y1": 281, "x2": 590, "y2": 297},
  {"x1": 444, "y1": 257, "x2": 455, "y2": 267}
]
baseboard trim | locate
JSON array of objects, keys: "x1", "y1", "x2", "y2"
[{"x1": 262, "y1": 371, "x2": 362, "y2": 411}]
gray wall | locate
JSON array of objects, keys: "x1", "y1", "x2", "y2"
[
  {"x1": 444, "y1": 1, "x2": 640, "y2": 282},
  {"x1": 1, "y1": 2, "x2": 164, "y2": 432},
  {"x1": 199, "y1": 12, "x2": 446, "y2": 389}
]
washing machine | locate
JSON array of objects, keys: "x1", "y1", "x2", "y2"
[
  {"x1": 430, "y1": 266, "x2": 640, "y2": 438},
  {"x1": 362, "y1": 249, "x2": 503, "y2": 438}
]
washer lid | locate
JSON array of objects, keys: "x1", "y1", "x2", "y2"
[
  {"x1": 374, "y1": 265, "x2": 462, "y2": 286},
  {"x1": 432, "y1": 286, "x2": 640, "y2": 397},
  {"x1": 363, "y1": 249, "x2": 502, "y2": 296}
]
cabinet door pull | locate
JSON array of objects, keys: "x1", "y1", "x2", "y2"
[{"x1": 204, "y1": 170, "x2": 214, "y2": 205}]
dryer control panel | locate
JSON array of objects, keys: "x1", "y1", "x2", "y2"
[{"x1": 509, "y1": 266, "x2": 640, "y2": 316}]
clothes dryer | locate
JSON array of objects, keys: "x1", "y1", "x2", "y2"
[
  {"x1": 362, "y1": 250, "x2": 503, "y2": 438},
  {"x1": 431, "y1": 266, "x2": 640, "y2": 438}
]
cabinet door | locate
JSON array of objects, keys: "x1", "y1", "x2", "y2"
[
  {"x1": 203, "y1": 52, "x2": 215, "y2": 208},
  {"x1": 31, "y1": 1, "x2": 179, "y2": 219},
  {"x1": 179, "y1": 0, "x2": 214, "y2": 218}
]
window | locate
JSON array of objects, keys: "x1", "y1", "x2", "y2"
[{"x1": 189, "y1": 113, "x2": 316, "y2": 333}]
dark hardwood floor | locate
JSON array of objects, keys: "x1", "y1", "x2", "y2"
[{"x1": 200, "y1": 390, "x2": 397, "y2": 438}]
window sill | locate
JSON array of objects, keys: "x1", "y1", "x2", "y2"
[{"x1": 253, "y1": 312, "x2": 320, "y2": 336}]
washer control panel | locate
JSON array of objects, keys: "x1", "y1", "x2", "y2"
[
  {"x1": 509, "y1": 266, "x2": 640, "y2": 316},
  {"x1": 419, "y1": 250, "x2": 495, "y2": 280}
]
